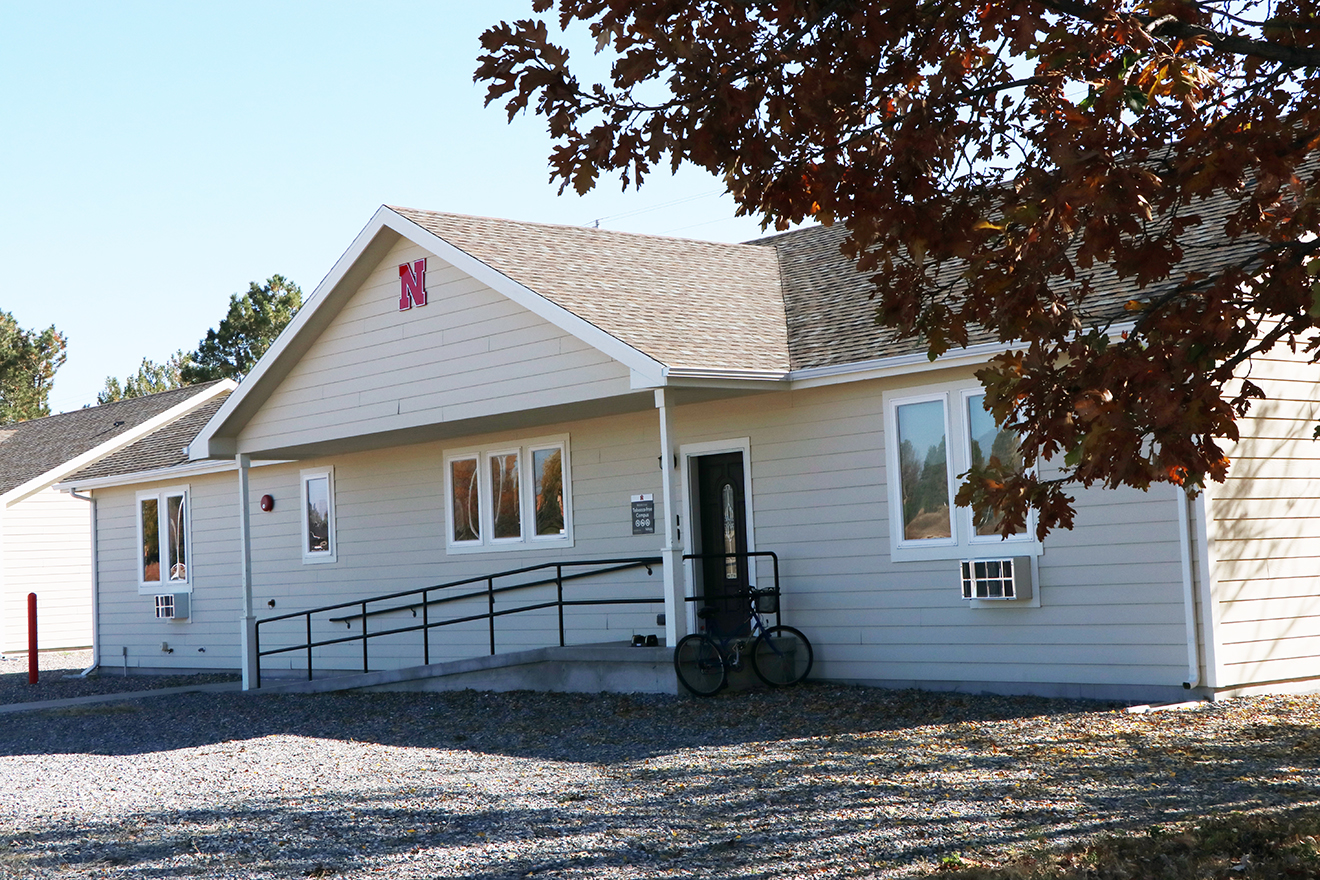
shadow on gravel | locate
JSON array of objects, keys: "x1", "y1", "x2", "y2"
[
  {"x1": 0, "y1": 683, "x2": 1111, "y2": 760},
  {"x1": 3, "y1": 686, "x2": 1318, "y2": 878},
  {"x1": 5, "y1": 719, "x2": 1319, "y2": 880}
]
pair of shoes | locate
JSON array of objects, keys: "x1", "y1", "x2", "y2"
[{"x1": 631, "y1": 634, "x2": 660, "y2": 647}]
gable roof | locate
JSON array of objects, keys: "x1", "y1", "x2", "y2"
[
  {"x1": 391, "y1": 208, "x2": 789, "y2": 374},
  {"x1": 68, "y1": 389, "x2": 232, "y2": 483},
  {"x1": 0, "y1": 381, "x2": 235, "y2": 503},
  {"x1": 192, "y1": 199, "x2": 1273, "y2": 461}
]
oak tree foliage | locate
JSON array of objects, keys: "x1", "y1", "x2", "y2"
[
  {"x1": 0, "y1": 310, "x2": 66, "y2": 423},
  {"x1": 476, "y1": 0, "x2": 1320, "y2": 537}
]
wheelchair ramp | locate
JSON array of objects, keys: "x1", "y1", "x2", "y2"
[{"x1": 254, "y1": 643, "x2": 678, "y2": 696}]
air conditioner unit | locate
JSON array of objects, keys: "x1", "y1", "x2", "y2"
[
  {"x1": 960, "y1": 558, "x2": 1032, "y2": 601},
  {"x1": 154, "y1": 593, "x2": 191, "y2": 620}
]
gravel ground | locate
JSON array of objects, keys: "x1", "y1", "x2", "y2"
[
  {"x1": 0, "y1": 661, "x2": 1317, "y2": 879},
  {"x1": 0, "y1": 652, "x2": 239, "y2": 705}
]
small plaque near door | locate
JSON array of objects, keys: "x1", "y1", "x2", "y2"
[{"x1": 631, "y1": 494, "x2": 655, "y2": 535}]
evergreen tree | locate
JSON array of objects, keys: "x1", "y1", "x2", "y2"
[
  {"x1": 180, "y1": 275, "x2": 302, "y2": 383},
  {"x1": 0, "y1": 310, "x2": 66, "y2": 423}
]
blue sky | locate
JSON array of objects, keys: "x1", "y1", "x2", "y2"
[{"x1": 0, "y1": 2, "x2": 770, "y2": 413}]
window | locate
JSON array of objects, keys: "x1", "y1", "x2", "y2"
[
  {"x1": 301, "y1": 468, "x2": 337, "y2": 563},
  {"x1": 445, "y1": 438, "x2": 571, "y2": 552},
  {"x1": 138, "y1": 486, "x2": 190, "y2": 591},
  {"x1": 885, "y1": 384, "x2": 1037, "y2": 562}
]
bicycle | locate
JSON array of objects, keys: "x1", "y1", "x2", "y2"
[{"x1": 673, "y1": 588, "x2": 813, "y2": 696}]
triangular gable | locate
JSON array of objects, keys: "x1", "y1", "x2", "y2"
[{"x1": 193, "y1": 207, "x2": 674, "y2": 460}]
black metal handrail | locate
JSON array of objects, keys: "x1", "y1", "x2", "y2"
[
  {"x1": 253, "y1": 556, "x2": 662, "y2": 688},
  {"x1": 325, "y1": 560, "x2": 656, "y2": 627}
]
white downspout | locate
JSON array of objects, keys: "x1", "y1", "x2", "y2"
[
  {"x1": 655, "y1": 389, "x2": 685, "y2": 647},
  {"x1": 70, "y1": 490, "x2": 100, "y2": 677},
  {"x1": 237, "y1": 453, "x2": 257, "y2": 689},
  {"x1": 1176, "y1": 484, "x2": 1201, "y2": 690}
]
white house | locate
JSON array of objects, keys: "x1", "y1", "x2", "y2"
[
  {"x1": 61, "y1": 206, "x2": 1320, "y2": 702},
  {"x1": 0, "y1": 381, "x2": 233, "y2": 655}
]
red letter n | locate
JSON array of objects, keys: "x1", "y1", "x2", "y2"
[{"x1": 398, "y1": 258, "x2": 427, "y2": 310}]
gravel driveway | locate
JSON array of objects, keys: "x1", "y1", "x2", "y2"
[{"x1": 1, "y1": 653, "x2": 1318, "y2": 879}]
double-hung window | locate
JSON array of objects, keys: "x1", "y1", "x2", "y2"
[
  {"x1": 137, "y1": 486, "x2": 190, "y2": 592},
  {"x1": 885, "y1": 384, "x2": 1037, "y2": 562},
  {"x1": 445, "y1": 437, "x2": 571, "y2": 552},
  {"x1": 301, "y1": 468, "x2": 337, "y2": 563}
]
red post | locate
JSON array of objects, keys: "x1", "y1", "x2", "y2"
[{"x1": 27, "y1": 593, "x2": 37, "y2": 684}]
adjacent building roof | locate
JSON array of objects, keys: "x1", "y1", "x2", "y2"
[
  {"x1": 68, "y1": 389, "x2": 232, "y2": 483},
  {"x1": 0, "y1": 381, "x2": 233, "y2": 501}
]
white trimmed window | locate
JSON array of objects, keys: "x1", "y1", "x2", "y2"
[
  {"x1": 301, "y1": 468, "x2": 337, "y2": 563},
  {"x1": 444, "y1": 437, "x2": 571, "y2": 552},
  {"x1": 884, "y1": 384, "x2": 1038, "y2": 562},
  {"x1": 137, "y1": 486, "x2": 190, "y2": 592}
]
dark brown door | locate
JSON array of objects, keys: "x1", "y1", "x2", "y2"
[{"x1": 696, "y1": 452, "x2": 750, "y2": 636}]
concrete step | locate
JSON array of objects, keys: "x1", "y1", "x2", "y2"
[{"x1": 255, "y1": 643, "x2": 679, "y2": 696}]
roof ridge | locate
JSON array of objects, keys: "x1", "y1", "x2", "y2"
[
  {"x1": 387, "y1": 205, "x2": 773, "y2": 253},
  {"x1": 0, "y1": 380, "x2": 225, "y2": 429}
]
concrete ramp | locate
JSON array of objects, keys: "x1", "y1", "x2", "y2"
[{"x1": 255, "y1": 643, "x2": 678, "y2": 696}]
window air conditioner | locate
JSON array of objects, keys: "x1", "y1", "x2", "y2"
[
  {"x1": 154, "y1": 593, "x2": 190, "y2": 620},
  {"x1": 960, "y1": 558, "x2": 1032, "y2": 601}
]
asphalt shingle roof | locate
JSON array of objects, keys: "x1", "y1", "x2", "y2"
[
  {"x1": 393, "y1": 208, "x2": 790, "y2": 373},
  {"x1": 397, "y1": 204, "x2": 1268, "y2": 376},
  {"x1": 69, "y1": 390, "x2": 232, "y2": 483},
  {"x1": 0, "y1": 382, "x2": 227, "y2": 496}
]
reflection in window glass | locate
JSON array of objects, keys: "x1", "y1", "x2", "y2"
[
  {"x1": 166, "y1": 494, "x2": 187, "y2": 581},
  {"x1": 896, "y1": 400, "x2": 952, "y2": 540},
  {"x1": 722, "y1": 483, "x2": 738, "y2": 579},
  {"x1": 141, "y1": 497, "x2": 160, "y2": 582},
  {"x1": 452, "y1": 458, "x2": 481, "y2": 542},
  {"x1": 490, "y1": 453, "x2": 521, "y2": 539},
  {"x1": 305, "y1": 476, "x2": 330, "y2": 553},
  {"x1": 967, "y1": 394, "x2": 1025, "y2": 536},
  {"x1": 532, "y1": 447, "x2": 564, "y2": 536}
]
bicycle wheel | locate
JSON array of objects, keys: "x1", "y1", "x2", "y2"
[
  {"x1": 751, "y1": 625, "x2": 813, "y2": 687},
  {"x1": 674, "y1": 634, "x2": 727, "y2": 696}
]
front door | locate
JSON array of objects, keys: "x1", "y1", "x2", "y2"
[{"x1": 696, "y1": 452, "x2": 750, "y2": 636}]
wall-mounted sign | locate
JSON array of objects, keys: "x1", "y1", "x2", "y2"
[
  {"x1": 631, "y1": 493, "x2": 655, "y2": 535},
  {"x1": 398, "y1": 258, "x2": 428, "y2": 310}
]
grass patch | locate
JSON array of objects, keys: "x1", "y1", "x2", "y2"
[{"x1": 938, "y1": 810, "x2": 1320, "y2": 878}]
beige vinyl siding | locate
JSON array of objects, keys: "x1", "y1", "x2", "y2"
[
  {"x1": 3, "y1": 488, "x2": 93, "y2": 652},
  {"x1": 92, "y1": 473, "x2": 242, "y2": 670},
  {"x1": 238, "y1": 238, "x2": 635, "y2": 456},
  {"x1": 1207, "y1": 347, "x2": 1320, "y2": 690},
  {"x1": 94, "y1": 409, "x2": 668, "y2": 675},
  {"x1": 668, "y1": 373, "x2": 1190, "y2": 697},
  {"x1": 96, "y1": 367, "x2": 1194, "y2": 697}
]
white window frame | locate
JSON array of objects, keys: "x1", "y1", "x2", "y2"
[
  {"x1": 300, "y1": 467, "x2": 337, "y2": 564},
  {"x1": 136, "y1": 484, "x2": 191, "y2": 594},
  {"x1": 444, "y1": 435, "x2": 573, "y2": 554},
  {"x1": 884, "y1": 382, "x2": 1040, "y2": 563}
]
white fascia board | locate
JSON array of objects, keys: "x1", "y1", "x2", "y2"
[
  {"x1": 385, "y1": 209, "x2": 667, "y2": 385},
  {"x1": 2, "y1": 380, "x2": 237, "y2": 508},
  {"x1": 56, "y1": 457, "x2": 285, "y2": 493},
  {"x1": 787, "y1": 322, "x2": 1137, "y2": 390},
  {"x1": 190, "y1": 206, "x2": 668, "y2": 461},
  {"x1": 664, "y1": 367, "x2": 790, "y2": 383},
  {"x1": 190, "y1": 207, "x2": 400, "y2": 461}
]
